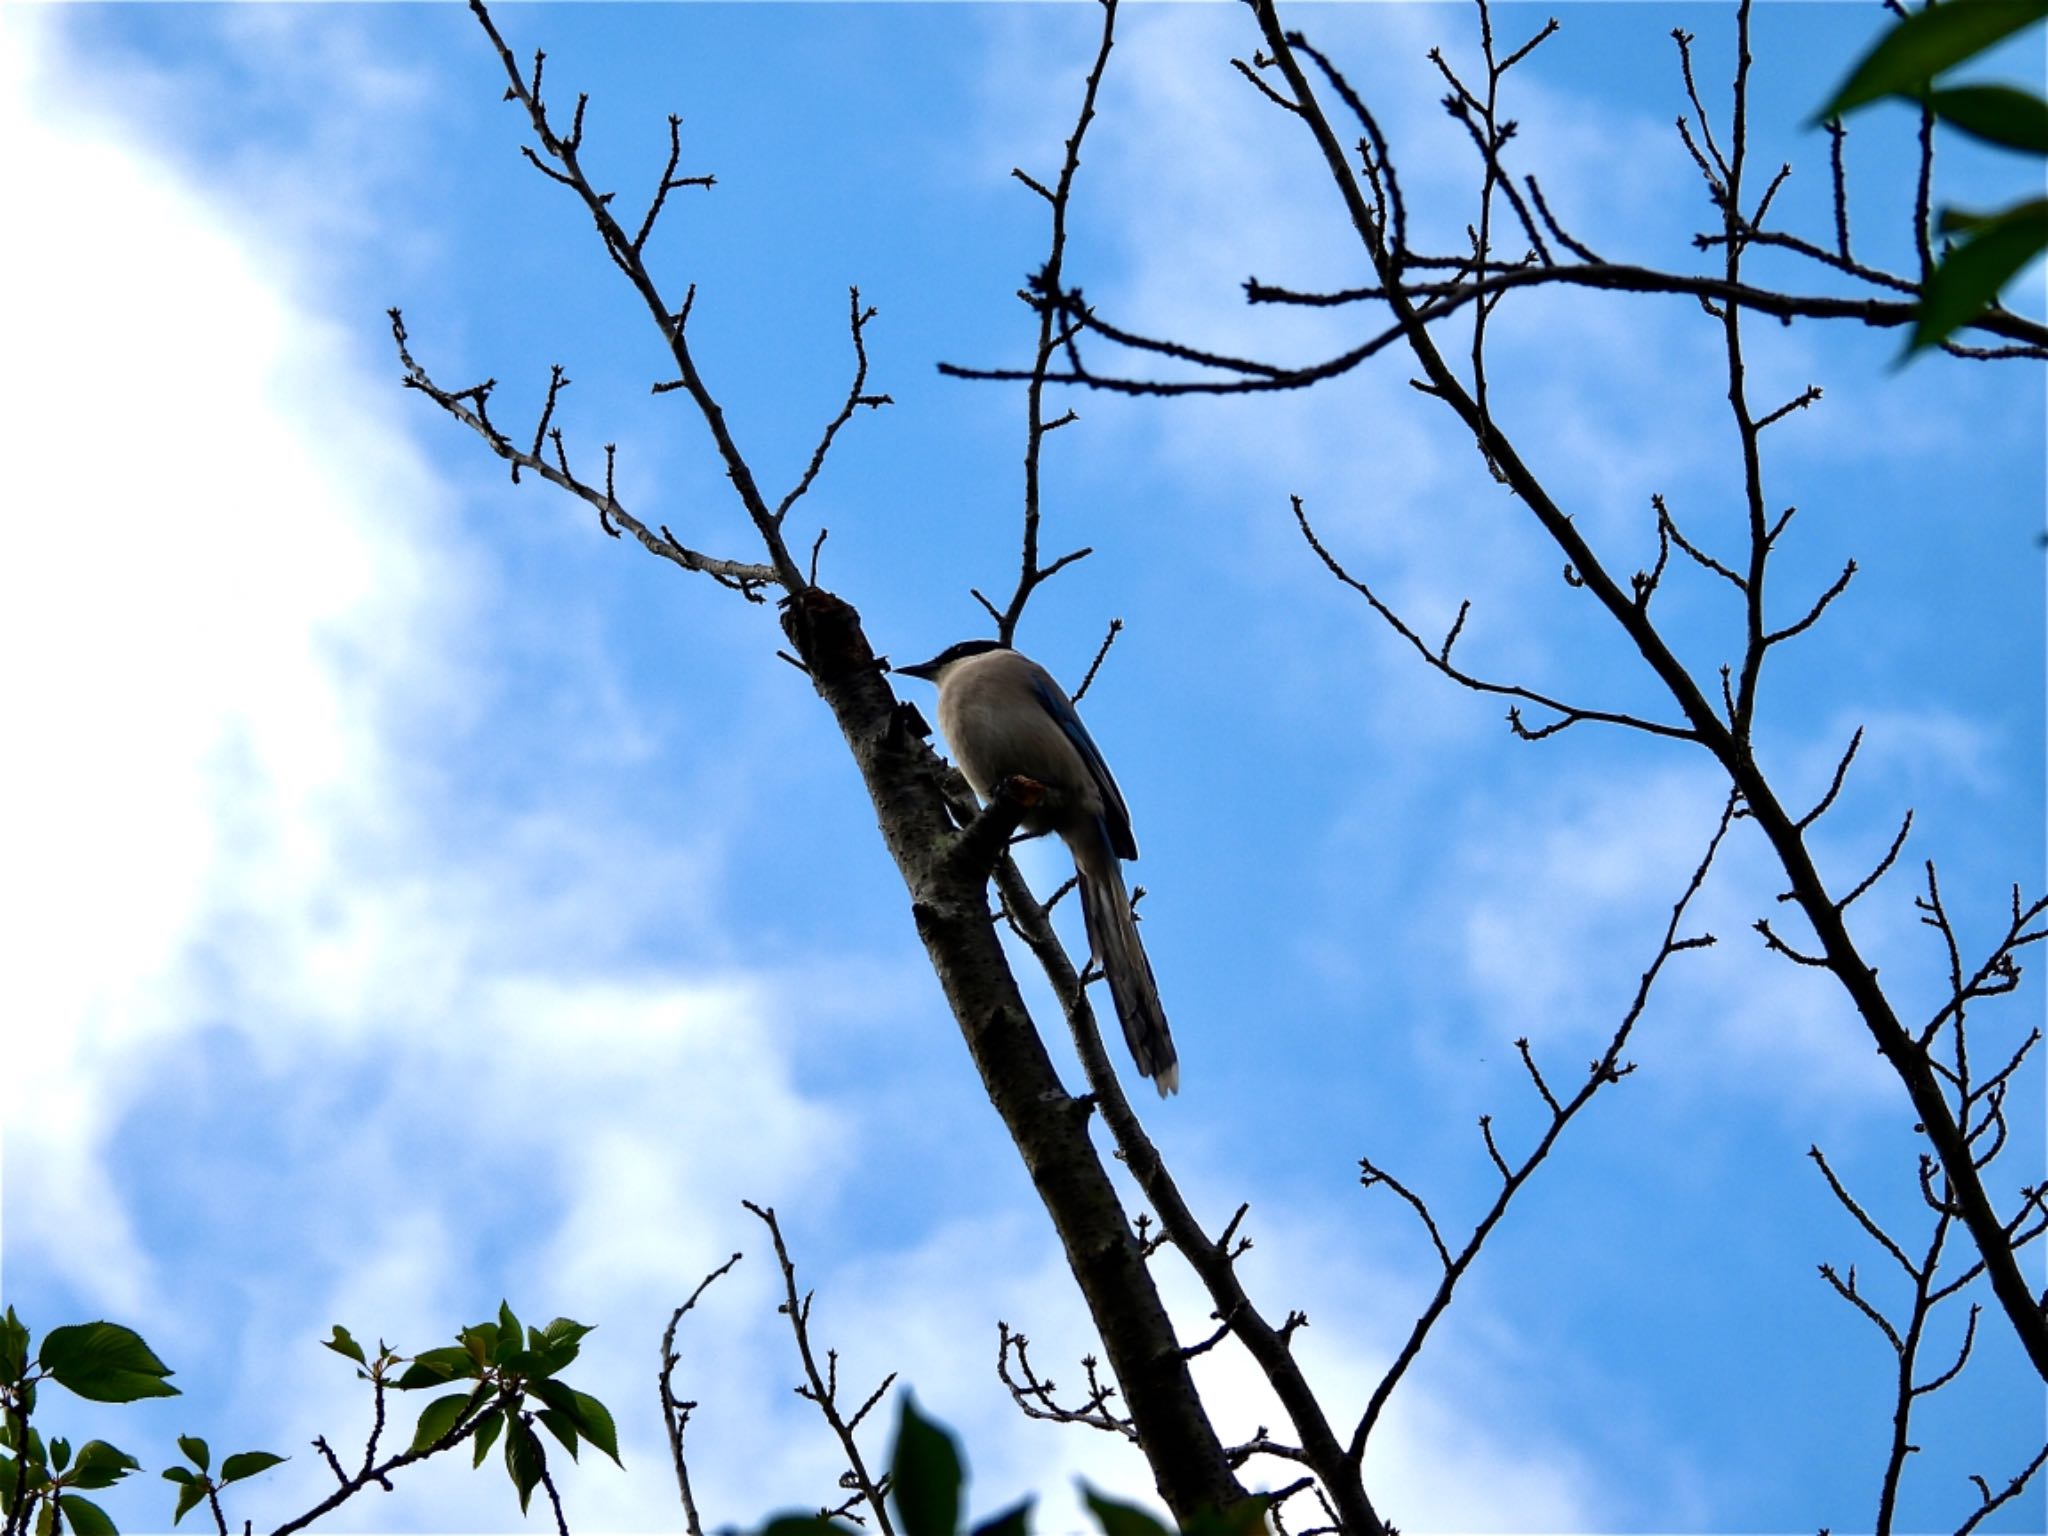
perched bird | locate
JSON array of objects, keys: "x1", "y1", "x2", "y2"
[{"x1": 896, "y1": 640, "x2": 1178, "y2": 1096}]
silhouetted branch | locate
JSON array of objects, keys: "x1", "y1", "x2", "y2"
[
  {"x1": 390, "y1": 311, "x2": 778, "y2": 600},
  {"x1": 996, "y1": 1323, "x2": 1136, "y2": 1441},
  {"x1": 986, "y1": 0, "x2": 1121, "y2": 646},
  {"x1": 776, "y1": 288, "x2": 893, "y2": 528},
  {"x1": 1295, "y1": 497, "x2": 1695, "y2": 743},
  {"x1": 660, "y1": 1252, "x2": 743, "y2": 1536},
  {"x1": 745, "y1": 1202, "x2": 896, "y2": 1533},
  {"x1": 1349, "y1": 788, "x2": 1734, "y2": 1460}
]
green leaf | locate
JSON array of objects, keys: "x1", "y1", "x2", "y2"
[
  {"x1": 176, "y1": 1438, "x2": 208, "y2": 1475},
  {"x1": 1912, "y1": 196, "x2": 2048, "y2": 350},
  {"x1": 322, "y1": 1327, "x2": 367, "y2": 1368},
  {"x1": 0, "y1": 1309, "x2": 30, "y2": 1380},
  {"x1": 36, "y1": 1325, "x2": 178, "y2": 1404},
  {"x1": 970, "y1": 1498, "x2": 1034, "y2": 1536},
  {"x1": 1927, "y1": 82, "x2": 2048, "y2": 152},
  {"x1": 218, "y1": 1452, "x2": 285, "y2": 1487},
  {"x1": 527, "y1": 1380, "x2": 621, "y2": 1467},
  {"x1": 890, "y1": 1395, "x2": 963, "y2": 1536},
  {"x1": 459, "y1": 1325, "x2": 498, "y2": 1370},
  {"x1": 534, "y1": 1409, "x2": 579, "y2": 1462},
  {"x1": 1079, "y1": 1486, "x2": 1172, "y2": 1536},
  {"x1": 494, "y1": 1350, "x2": 551, "y2": 1382},
  {"x1": 471, "y1": 1408, "x2": 505, "y2": 1470},
  {"x1": 1939, "y1": 204, "x2": 2005, "y2": 234},
  {"x1": 1820, "y1": 0, "x2": 2048, "y2": 120},
  {"x1": 159, "y1": 1471, "x2": 192, "y2": 1487},
  {"x1": 2, "y1": 1454, "x2": 19, "y2": 1511},
  {"x1": 170, "y1": 1476, "x2": 209, "y2": 1527},
  {"x1": 495, "y1": 1303, "x2": 524, "y2": 1365},
  {"x1": 36, "y1": 1498, "x2": 54, "y2": 1536},
  {"x1": 564, "y1": 1391, "x2": 618, "y2": 1467},
  {"x1": 49, "y1": 1442, "x2": 69, "y2": 1476},
  {"x1": 66, "y1": 1445, "x2": 138, "y2": 1492},
  {"x1": 394, "y1": 1347, "x2": 476, "y2": 1390},
  {"x1": 410, "y1": 1394, "x2": 473, "y2": 1454},
  {"x1": 58, "y1": 1495, "x2": 117, "y2": 1536},
  {"x1": 502, "y1": 1416, "x2": 544, "y2": 1515},
  {"x1": 531, "y1": 1318, "x2": 593, "y2": 1373}
]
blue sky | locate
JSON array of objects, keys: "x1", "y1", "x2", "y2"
[{"x1": 2, "y1": 3, "x2": 2042, "y2": 1533}]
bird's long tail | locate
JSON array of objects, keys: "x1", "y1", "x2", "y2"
[{"x1": 1073, "y1": 827, "x2": 1179, "y2": 1097}]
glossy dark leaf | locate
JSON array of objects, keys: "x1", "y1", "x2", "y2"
[
  {"x1": 175, "y1": 1438, "x2": 208, "y2": 1474},
  {"x1": 48, "y1": 1442, "x2": 69, "y2": 1476},
  {"x1": 527, "y1": 1379, "x2": 621, "y2": 1467},
  {"x1": 170, "y1": 1476, "x2": 209, "y2": 1527},
  {"x1": 533, "y1": 1319, "x2": 593, "y2": 1363},
  {"x1": 411, "y1": 1394, "x2": 473, "y2": 1454},
  {"x1": 969, "y1": 1498, "x2": 1033, "y2": 1536},
  {"x1": 0, "y1": 1309, "x2": 29, "y2": 1380},
  {"x1": 1821, "y1": 0, "x2": 2048, "y2": 119},
  {"x1": 534, "y1": 1409, "x2": 579, "y2": 1461},
  {"x1": 322, "y1": 1327, "x2": 367, "y2": 1368},
  {"x1": 36, "y1": 1325, "x2": 178, "y2": 1404},
  {"x1": 890, "y1": 1396, "x2": 963, "y2": 1536},
  {"x1": 394, "y1": 1347, "x2": 476, "y2": 1390},
  {"x1": 218, "y1": 1452, "x2": 285, "y2": 1487},
  {"x1": 1913, "y1": 197, "x2": 2048, "y2": 350},
  {"x1": 58, "y1": 1495, "x2": 117, "y2": 1536},
  {"x1": 503, "y1": 1416, "x2": 544, "y2": 1515},
  {"x1": 564, "y1": 1390, "x2": 619, "y2": 1467},
  {"x1": 494, "y1": 1351, "x2": 551, "y2": 1382},
  {"x1": 1079, "y1": 1487, "x2": 1172, "y2": 1536},
  {"x1": 471, "y1": 1407, "x2": 505, "y2": 1469},
  {"x1": 496, "y1": 1303, "x2": 524, "y2": 1366},
  {"x1": 1928, "y1": 82, "x2": 2048, "y2": 151},
  {"x1": 527, "y1": 1319, "x2": 592, "y2": 1377},
  {"x1": 65, "y1": 1444, "x2": 138, "y2": 1492}
]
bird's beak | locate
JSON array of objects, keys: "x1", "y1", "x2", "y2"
[{"x1": 895, "y1": 655, "x2": 942, "y2": 681}]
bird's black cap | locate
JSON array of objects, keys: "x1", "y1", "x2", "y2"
[{"x1": 895, "y1": 639, "x2": 1009, "y2": 681}]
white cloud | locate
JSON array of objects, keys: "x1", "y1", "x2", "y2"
[{"x1": 0, "y1": 7, "x2": 462, "y2": 1310}]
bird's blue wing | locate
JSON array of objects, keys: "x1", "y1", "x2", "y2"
[{"x1": 1032, "y1": 675, "x2": 1137, "y2": 861}]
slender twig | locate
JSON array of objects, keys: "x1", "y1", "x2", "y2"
[
  {"x1": 391, "y1": 311, "x2": 778, "y2": 600},
  {"x1": 776, "y1": 288, "x2": 893, "y2": 528},
  {"x1": 744, "y1": 1202, "x2": 895, "y2": 1535},
  {"x1": 995, "y1": 1323, "x2": 1137, "y2": 1440},
  {"x1": 989, "y1": 0, "x2": 1121, "y2": 645},
  {"x1": 1072, "y1": 618, "x2": 1123, "y2": 704},
  {"x1": 1296, "y1": 497, "x2": 1695, "y2": 743},
  {"x1": 660, "y1": 1252, "x2": 743, "y2": 1536},
  {"x1": 1350, "y1": 789, "x2": 1733, "y2": 1459}
]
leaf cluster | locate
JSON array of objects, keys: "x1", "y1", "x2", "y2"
[
  {"x1": 2, "y1": 1301, "x2": 621, "y2": 1536},
  {"x1": 1, "y1": 1309, "x2": 172, "y2": 1536},
  {"x1": 1820, "y1": 0, "x2": 2048, "y2": 350},
  {"x1": 372, "y1": 1301, "x2": 619, "y2": 1515},
  {"x1": 160, "y1": 1439, "x2": 286, "y2": 1528}
]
